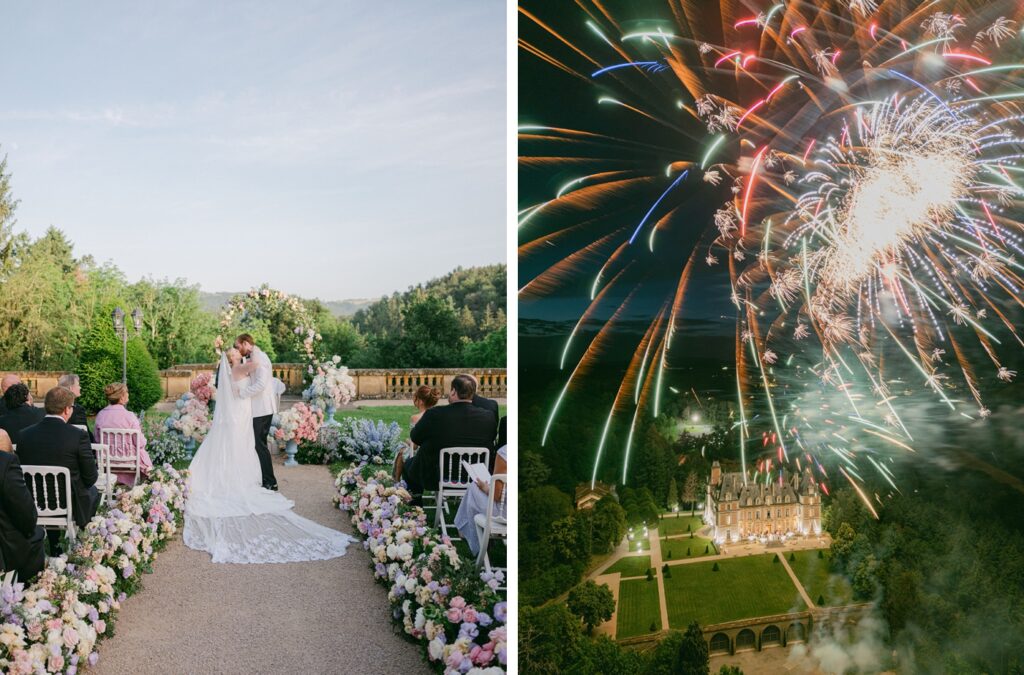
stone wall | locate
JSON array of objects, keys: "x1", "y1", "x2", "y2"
[{"x1": 10, "y1": 365, "x2": 508, "y2": 401}]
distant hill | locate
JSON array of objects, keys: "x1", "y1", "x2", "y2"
[{"x1": 199, "y1": 291, "x2": 377, "y2": 317}]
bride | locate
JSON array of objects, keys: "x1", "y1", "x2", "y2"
[{"x1": 183, "y1": 348, "x2": 351, "y2": 563}]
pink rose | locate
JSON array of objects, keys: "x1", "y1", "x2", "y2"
[
  {"x1": 445, "y1": 608, "x2": 462, "y2": 623},
  {"x1": 463, "y1": 608, "x2": 478, "y2": 623},
  {"x1": 449, "y1": 596, "x2": 467, "y2": 610}
]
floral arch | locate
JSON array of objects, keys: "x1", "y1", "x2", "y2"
[{"x1": 215, "y1": 284, "x2": 322, "y2": 371}]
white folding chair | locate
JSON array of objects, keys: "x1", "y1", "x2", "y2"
[
  {"x1": 91, "y1": 443, "x2": 115, "y2": 506},
  {"x1": 71, "y1": 424, "x2": 88, "y2": 434},
  {"x1": 474, "y1": 473, "x2": 508, "y2": 576},
  {"x1": 99, "y1": 428, "x2": 143, "y2": 486},
  {"x1": 436, "y1": 447, "x2": 490, "y2": 538},
  {"x1": 21, "y1": 465, "x2": 76, "y2": 544}
]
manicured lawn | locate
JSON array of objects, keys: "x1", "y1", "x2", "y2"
[
  {"x1": 788, "y1": 549, "x2": 854, "y2": 606},
  {"x1": 606, "y1": 555, "x2": 653, "y2": 578},
  {"x1": 616, "y1": 578, "x2": 662, "y2": 639},
  {"x1": 661, "y1": 536, "x2": 717, "y2": 561},
  {"x1": 663, "y1": 554, "x2": 805, "y2": 628},
  {"x1": 658, "y1": 514, "x2": 704, "y2": 537},
  {"x1": 335, "y1": 404, "x2": 508, "y2": 439}
]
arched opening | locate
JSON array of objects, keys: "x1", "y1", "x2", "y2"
[
  {"x1": 761, "y1": 625, "x2": 781, "y2": 647},
  {"x1": 709, "y1": 633, "x2": 730, "y2": 655},
  {"x1": 787, "y1": 622, "x2": 806, "y2": 643},
  {"x1": 735, "y1": 628, "x2": 756, "y2": 651}
]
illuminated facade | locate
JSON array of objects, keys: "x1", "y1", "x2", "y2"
[{"x1": 704, "y1": 461, "x2": 821, "y2": 543}]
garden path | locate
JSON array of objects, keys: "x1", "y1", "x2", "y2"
[{"x1": 93, "y1": 456, "x2": 428, "y2": 675}]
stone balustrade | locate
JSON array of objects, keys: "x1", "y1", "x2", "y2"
[{"x1": 8, "y1": 365, "x2": 507, "y2": 401}]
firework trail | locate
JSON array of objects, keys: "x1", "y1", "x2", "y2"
[{"x1": 520, "y1": 0, "x2": 1024, "y2": 509}]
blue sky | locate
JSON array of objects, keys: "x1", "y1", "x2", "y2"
[{"x1": 0, "y1": 1, "x2": 505, "y2": 299}]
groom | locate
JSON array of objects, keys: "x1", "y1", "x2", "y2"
[{"x1": 234, "y1": 334, "x2": 279, "y2": 491}]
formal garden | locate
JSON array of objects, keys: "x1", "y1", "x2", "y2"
[{"x1": 616, "y1": 579, "x2": 662, "y2": 639}]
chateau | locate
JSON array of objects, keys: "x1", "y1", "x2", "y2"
[{"x1": 704, "y1": 461, "x2": 821, "y2": 543}]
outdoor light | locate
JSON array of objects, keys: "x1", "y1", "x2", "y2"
[
  {"x1": 692, "y1": 413, "x2": 700, "y2": 423},
  {"x1": 112, "y1": 306, "x2": 143, "y2": 384}
]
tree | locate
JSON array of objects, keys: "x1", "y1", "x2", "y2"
[
  {"x1": 566, "y1": 580, "x2": 615, "y2": 634},
  {"x1": 78, "y1": 304, "x2": 162, "y2": 413},
  {"x1": 718, "y1": 666, "x2": 744, "y2": 675},
  {"x1": 667, "y1": 477, "x2": 679, "y2": 511},
  {"x1": 521, "y1": 452, "x2": 551, "y2": 492},
  {"x1": 683, "y1": 471, "x2": 700, "y2": 515},
  {"x1": 830, "y1": 522, "x2": 857, "y2": 567},
  {"x1": 646, "y1": 568, "x2": 654, "y2": 582},
  {"x1": 393, "y1": 293, "x2": 463, "y2": 366},
  {"x1": 646, "y1": 622, "x2": 710, "y2": 675},
  {"x1": 679, "y1": 622, "x2": 711, "y2": 675},
  {"x1": 522, "y1": 486, "x2": 573, "y2": 541},
  {"x1": 663, "y1": 563, "x2": 671, "y2": 578},
  {"x1": 521, "y1": 604, "x2": 584, "y2": 673},
  {"x1": 852, "y1": 553, "x2": 879, "y2": 599},
  {"x1": 591, "y1": 496, "x2": 627, "y2": 554},
  {"x1": 712, "y1": 562, "x2": 719, "y2": 571},
  {"x1": 463, "y1": 328, "x2": 506, "y2": 367}
]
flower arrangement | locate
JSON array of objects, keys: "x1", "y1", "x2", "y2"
[
  {"x1": 143, "y1": 416, "x2": 191, "y2": 465},
  {"x1": 0, "y1": 466, "x2": 188, "y2": 674},
  {"x1": 337, "y1": 418, "x2": 404, "y2": 465},
  {"x1": 272, "y1": 402, "x2": 323, "y2": 445},
  {"x1": 295, "y1": 423, "x2": 345, "y2": 465},
  {"x1": 335, "y1": 464, "x2": 506, "y2": 674},
  {"x1": 214, "y1": 285, "x2": 322, "y2": 376},
  {"x1": 189, "y1": 372, "x2": 216, "y2": 405},
  {"x1": 165, "y1": 393, "x2": 212, "y2": 445},
  {"x1": 302, "y1": 356, "x2": 357, "y2": 411}
]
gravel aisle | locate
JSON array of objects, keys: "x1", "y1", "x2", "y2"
[{"x1": 94, "y1": 457, "x2": 428, "y2": 675}]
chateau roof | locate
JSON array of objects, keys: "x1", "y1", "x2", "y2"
[{"x1": 711, "y1": 468, "x2": 817, "y2": 506}]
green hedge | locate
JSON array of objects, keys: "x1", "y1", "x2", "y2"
[{"x1": 78, "y1": 305, "x2": 163, "y2": 413}]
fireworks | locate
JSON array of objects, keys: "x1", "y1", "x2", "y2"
[{"x1": 520, "y1": 1, "x2": 1024, "y2": 510}]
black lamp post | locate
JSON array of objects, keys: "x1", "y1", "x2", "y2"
[{"x1": 112, "y1": 307, "x2": 143, "y2": 384}]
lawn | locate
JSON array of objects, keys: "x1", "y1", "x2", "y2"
[
  {"x1": 658, "y1": 514, "x2": 704, "y2": 537},
  {"x1": 628, "y1": 537, "x2": 650, "y2": 552},
  {"x1": 661, "y1": 536, "x2": 717, "y2": 561},
  {"x1": 616, "y1": 578, "x2": 662, "y2": 639},
  {"x1": 788, "y1": 549, "x2": 854, "y2": 606},
  {"x1": 606, "y1": 555, "x2": 653, "y2": 578},
  {"x1": 663, "y1": 554, "x2": 805, "y2": 628},
  {"x1": 334, "y1": 404, "x2": 508, "y2": 439}
]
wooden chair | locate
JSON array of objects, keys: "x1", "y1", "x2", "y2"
[
  {"x1": 21, "y1": 465, "x2": 76, "y2": 544},
  {"x1": 99, "y1": 428, "x2": 143, "y2": 486},
  {"x1": 474, "y1": 473, "x2": 508, "y2": 575},
  {"x1": 436, "y1": 447, "x2": 489, "y2": 538},
  {"x1": 92, "y1": 443, "x2": 115, "y2": 506}
]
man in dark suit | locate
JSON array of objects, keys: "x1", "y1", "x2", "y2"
[
  {"x1": 404, "y1": 374, "x2": 497, "y2": 496},
  {"x1": 57, "y1": 374, "x2": 94, "y2": 442},
  {"x1": 0, "y1": 384, "x2": 45, "y2": 445},
  {"x1": 0, "y1": 374, "x2": 21, "y2": 416},
  {"x1": 470, "y1": 375, "x2": 500, "y2": 425},
  {"x1": 0, "y1": 449, "x2": 46, "y2": 581},
  {"x1": 16, "y1": 387, "x2": 99, "y2": 553}
]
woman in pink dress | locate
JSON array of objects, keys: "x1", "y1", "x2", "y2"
[{"x1": 94, "y1": 382, "x2": 153, "y2": 484}]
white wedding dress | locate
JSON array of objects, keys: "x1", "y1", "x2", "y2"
[{"x1": 183, "y1": 355, "x2": 351, "y2": 563}]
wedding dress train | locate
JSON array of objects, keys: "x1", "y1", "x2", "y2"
[{"x1": 183, "y1": 356, "x2": 351, "y2": 563}]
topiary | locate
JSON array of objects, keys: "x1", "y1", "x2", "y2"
[
  {"x1": 818, "y1": 549, "x2": 825, "y2": 559},
  {"x1": 817, "y1": 594, "x2": 825, "y2": 605},
  {"x1": 79, "y1": 305, "x2": 162, "y2": 413},
  {"x1": 646, "y1": 568, "x2": 654, "y2": 582},
  {"x1": 712, "y1": 562, "x2": 720, "y2": 571},
  {"x1": 789, "y1": 552, "x2": 796, "y2": 562}
]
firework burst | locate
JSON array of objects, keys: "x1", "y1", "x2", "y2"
[{"x1": 520, "y1": 0, "x2": 1024, "y2": 514}]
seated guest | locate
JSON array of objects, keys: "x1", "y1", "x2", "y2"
[
  {"x1": 17, "y1": 387, "x2": 99, "y2": 553},
  {"x1": 0, "y1": 449, "x2": 46, "y2": 581},
  {"x1": 0, "y1": 384, "x2": 45, "y2": 445},
  {"x1": 93, "y1": 383, "x2": 152, "y2": 484},
  {"x1": 393, "y1": 385, "x2": 442, "y2": 481},
  {"x1": 57, "y1": 374, "x2": 95, "y2": 442},
  {"x1": 469, "y1": 374, "x2": 500, "y2": 425},
  {"x1": 454, "y1": 444, "x2": 507, "y2": 556},
  {"x1": 0, "y1": 429, "x2": 12, "y2": 453},
  {"x1": 402, "y1": 374, "x2": 497, "y2": 496},
  {"x1": 0, "y1": 374, "x2": 21, "y2": 415}
]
